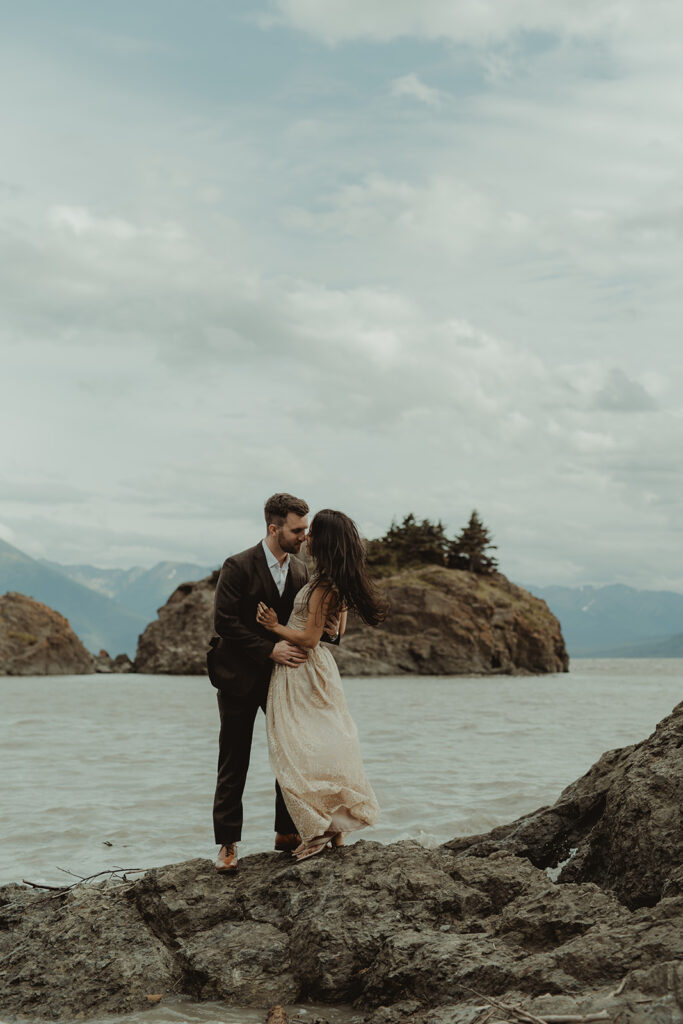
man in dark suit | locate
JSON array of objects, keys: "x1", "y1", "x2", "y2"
[{"x1": 207, "y1": 492, "x2": 339, "y2": 872}]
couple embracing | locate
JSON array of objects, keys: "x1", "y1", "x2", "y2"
[{"x1": 207, "y1": 492, "x2": 384, "y2": 869}]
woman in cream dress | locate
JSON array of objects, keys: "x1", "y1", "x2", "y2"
[{"x1": 256, "y1": 509, "x2": 384, "y2": 861}]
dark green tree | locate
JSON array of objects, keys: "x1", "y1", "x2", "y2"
[
  {"x1": 448, "y1": 510, "x2": 498, "y2": 574},
  {"x1": 364, "y1": 536, "x2": 397, "y2": 576},
  {"x1": 365, "y1": 513, "x2": 449, "y2": 573},
  {"x1": 384, "y1": 514, "x2": 449, "y2": 567}
]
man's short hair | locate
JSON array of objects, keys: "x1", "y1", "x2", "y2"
[{"x1": 264, "y1": 493, "x2": 309, "y2": 527}]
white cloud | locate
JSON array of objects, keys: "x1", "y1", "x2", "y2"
[
  {"x1": 390, "y1": 73, "x2": 442, "y2": 107},
  {"x1": 572, "y1": 430, "x2": 617, "y2": 454},
  {"x1": 265, "y1": 0, "x2": 642, "y2": 46},
  {"x1": 281, "y1": 174, "x2": 526, "y2": 270},
  {"x1": 3, "y1": 193, "x2": 681, "y2": 583},
  {"x1": 592, "y1": 368, "x2": 658, "y2": 413},
  {"x1": 49, "y1": 205, "x2": 183, "y2": 242},
  {"x1": 480, "y1": 50, "x2": 516, "y2": 84},
  {"x1": 0, "y1": 522, "x2": 16, "y2": 544}
]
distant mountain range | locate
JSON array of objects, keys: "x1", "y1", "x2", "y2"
[
  {"x1": 591, "y1": 632, "x2": 683, "y2": 658},
  {"x1": 525, "y1": 583, "x2": 683, "y2": 657},
  {"x1": 39, "y1": 558, "x2": 215, "y2": 618},
  {"x1": 0, "y1": 539, "x2": 213, "y2": 657}
]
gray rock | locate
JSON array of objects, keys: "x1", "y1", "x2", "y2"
[
  {"x1": 445, "y1": 701, "x2": 683, "y2": 909},
  {"x1": 1, "y1": 842, "x2": 680, "y2": 1021},
  {"x1": 94, "y1": 650, "x2": 133, "y2": 673},
  {"x1": 0, "y1": 882, "x2": 178, "y2": 1019},
  {"x1": 333, "y1": 568, "x2": 569, "y2": 677},
  {"x1": 133, "y1": 572, "x2": 218, "y2": 674},
  {"x1": 0, "y1": 591, "x2": 95, "y2": 675},
  {"x1": 1, "y1": 706, "x2": 680, "y2": 1023}
]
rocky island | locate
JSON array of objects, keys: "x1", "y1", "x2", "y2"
[
  {"x1": 335, "y1": 566, "x2": 568, "y2": 676},
  {"x1": 133, "y1": 566, "x2": 568, "y2": 676},
  {"x1": 133, "y1": 569, "x2": 220, "y2": 674},
  {"x1": 0, "y1": 590, "x2": 133, "y2": 675},
  {"x1": 0, "y1": 591, "x2": 96, "y2": 675},
  {"x1": 1, "y1": 702, "x2": 679, "y2": 1023}
]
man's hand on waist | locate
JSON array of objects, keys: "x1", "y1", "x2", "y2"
[
  {"x1": 323, "y1": 610, "x2": 340, "y2": 640},
  {"x1": 270, "y1": 641, "x2": 308, "y2": 667}
]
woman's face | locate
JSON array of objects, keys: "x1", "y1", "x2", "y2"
[{"x1": 306, "y1": 529, "x2": 313, "y2": 556}]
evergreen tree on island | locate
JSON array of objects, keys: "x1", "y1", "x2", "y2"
[
  {"x1": 448, "y1": 510, "x2": 498, "y2": 575},
  {"x1": 365, "y1": 513, "x2": 450, "y2": 574},
  {"x1": 365, "y1": 510, "x2": 498, "y2": 576}
]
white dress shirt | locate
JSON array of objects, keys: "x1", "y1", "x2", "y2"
[{"x1": 262, "y1": 539, "x2": 290, "y2": 597}]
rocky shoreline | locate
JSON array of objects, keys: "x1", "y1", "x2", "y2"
[{"x1": 1, "y1": 703, "x2": 680, "y2": 1023}]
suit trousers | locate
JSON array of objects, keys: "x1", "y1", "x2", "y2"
[{"x1": 213, "y1": 685, "x2": 296, "y2": 844}]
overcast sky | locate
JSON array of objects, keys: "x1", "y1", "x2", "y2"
[{"x1": 1, "y1": 1, "x2": 682, "y2": 590}]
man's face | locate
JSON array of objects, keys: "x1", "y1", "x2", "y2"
[{"x1": 275, "y1": 512, "x2": 309, "y2": 554}]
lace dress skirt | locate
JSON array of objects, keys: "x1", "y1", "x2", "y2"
[{"x1": 266, "y1": 586, "x2": 380, "y2": 841}]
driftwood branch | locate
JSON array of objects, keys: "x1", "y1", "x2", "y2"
[
  {"x1": 466, "y1": 988, "x2": 611, "y2": 1024},
  {"x1": 466, "y1": 988, "x2": 549, "y2": 1024},
  {"x1": 21, "y1": 880, "x2": 68, "y2": 892},
  {"x1": 608, "y1": 976, "x2": 628, "y2": 998},
  {"x1": 540, "y1": 1011, "x2": 610, "y2": 1019},
  {"x1": 20, "y1": 867, "x2": 147, "y2": 902},
  {"x1": 57, "y1": 866, "x2": 87, "y2": 880}
]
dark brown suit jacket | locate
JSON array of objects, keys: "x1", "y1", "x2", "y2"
[{"x1": 207, "y1": 542, "x2": 309, "y2": 697}]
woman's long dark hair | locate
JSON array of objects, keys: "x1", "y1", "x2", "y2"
[{"x1": 308, "y1": 509, "x2": 386, "y2": 627}]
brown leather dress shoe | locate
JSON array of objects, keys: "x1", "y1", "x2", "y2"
[
  {"x1": 215, "y1": 843, "x2": 238, "y2": 872},
  {"x1": 274, "y1": 832, "x2": 301, "y2": 852}
]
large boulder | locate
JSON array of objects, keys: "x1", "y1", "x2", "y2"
[
  {"x1": 1, "y1": 705, "x2": 680, "y2": 1023},
  {"x1": 134, "y1": 566, "x2": 568, "y2": 677},
  {"x1": 133, "y1": 571, "x2": 218, "y2": 674},
  {"x1": 1, "y1": 844, "x2": 680, "y2": 1022},
  {"x1": 0, "y1": 591, "x2": 95, "y2": 675},
  {"x1": 446, "y1": 701, "x2": 683, "y2": 909},
  {"x1": 333, "y1": 566, "x2": 568, "y2": 676},
  {"x1": 94, "y1": 650, "x2": 133, "y2": 673}
]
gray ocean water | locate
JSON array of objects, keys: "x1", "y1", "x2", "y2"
[{"x1": 1, "y1": 659, "x2": 681, "y2": 1023}]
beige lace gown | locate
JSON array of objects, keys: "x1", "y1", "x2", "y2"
[{"x1": 266, "y1": 582, "x2": 380, "y2": 842}]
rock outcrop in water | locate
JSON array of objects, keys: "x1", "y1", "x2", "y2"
[
  {"x1": 0, "y1": 591, "x2": 95, "y2": 675},
  {"x1": 133, "y1": 566, "x2": 568, "y2": 676},
  {"x1": 94, "y1": 649, "x2": 134, "y2": 673},
  {"x1": 1, "y1": 703, "x2": 680, "y2": 1023},
  {"x1": 133, "y1": 570, "x2": 219, "y2": 674},
  {"x1": 334, "y1": 566, "x2": 568, "y2": 676}
]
